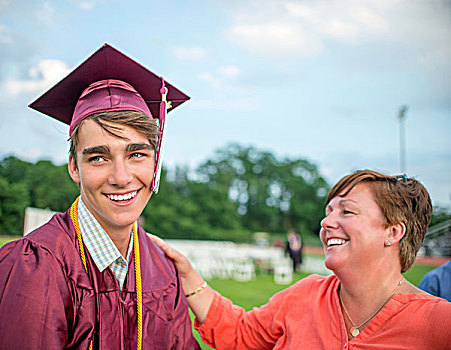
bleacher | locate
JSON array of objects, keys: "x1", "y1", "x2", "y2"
[{"x1": 421, "y1": 219, "x2": 451, "y2": 257}]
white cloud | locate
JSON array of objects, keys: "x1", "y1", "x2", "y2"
[
  {"x1": 198, "y1": 72, "x2": 220, "y2": 88},
  {"x1": 173, "y1": 47, "x2": 207, "y2": 60},
  {"x1": 4, "y1": 59, "x2": 70, "y2": 95},
  {"x1": 228, "y1": 21, "x2": 322, "y2": 56},
  {"x1": 225, "y1": 0, "x2": 450, "y2": 63},
  {"x1": 350, "y1": 6, "x2": 389, "y2": 33},
  {"x1": 218, "y1": 65, "x2": 241, "y2": 78},
  {"x1": 0, "y1": 24, "x2": 12, "y2": 44},
  {"x1": 190, "y1": 96, "x2": 258, "y2": 112},
  {"x1": 14, "y1": 148, "x2": 43, "y2": 162},
  {"x1": 285, "y1": 1, "x2": 389, "y2": 43},
  {"x1": 70, "y1": 0, "x2": 103, "y2": 10},
  {"x1": 36, "y1": 1, "x2": 56, "y2": 22},
  {"x1": 199, "y1": 65, "x2": 241, "y2": 88},
  {"x1": 195, "y1": 65, "x2": 255, "y2": 112}
]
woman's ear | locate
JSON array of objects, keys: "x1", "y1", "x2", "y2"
[
  {"x1": 386, "y1": 222, "x2": 406, "y2": 246},
  {"x1": 68, "y1": 156, "x2": 81, "y2": 184}
]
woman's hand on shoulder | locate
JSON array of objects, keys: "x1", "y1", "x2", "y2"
[
  {"x1": 147, "y1": 233, "x2": 194, "y2": 278},
  {"x1": 147, "y1": 233, "x2": 214, "y2": 323}
]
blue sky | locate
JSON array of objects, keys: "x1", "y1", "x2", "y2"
[{"x1": 1, "y1": 0, "x2": 450, "y2": 208}]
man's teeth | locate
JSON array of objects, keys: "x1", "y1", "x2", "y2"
[
  {"x1": 107, "y1": 191, "x2": 137, "y2": 201},
  {"x1": 327, "y1": 238, "x2": 347, "y2": 247}
]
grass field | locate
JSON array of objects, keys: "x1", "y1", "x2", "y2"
[
  {"x1": 0, "y1": 236, "x2": 18, "y2": 247},
  {"x1": 0, "y1": 236, "x2": 439, "y2": 349}
]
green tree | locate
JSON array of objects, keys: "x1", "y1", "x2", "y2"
[
  {"x1": 197, "y1": 143, "x2": 329, "y2": 237},
  {"x1": 0, "y1": 176, "x2": 30, "y2": 234},
  {"x1": 143, "y1": 166, "x2": 247, "y2": 241},
  {"x1": 25, "y1": 160, "x2": 79, "y2": 212},
  {"x1": 0, "y1": 155, "x2": 32, "y2": 183},
  {"x1": 0, "y1": 146, "x2": 331, "y2": 242},
  {"x1": 430, "y1": 205, "x2": 451, "y2": 227}
]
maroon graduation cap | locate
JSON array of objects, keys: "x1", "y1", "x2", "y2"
[
  {"x1": 29, "y1": 43, "x2": 190, "y2": 193},
  {"x1": 29, "y1": 43, "x2": 189, "y2": 128}
]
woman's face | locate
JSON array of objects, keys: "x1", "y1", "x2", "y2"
[{"x1": 320, "y1": 183, "x2": 389, "y2": 274}]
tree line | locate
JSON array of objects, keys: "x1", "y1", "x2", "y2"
[{"x1": 1, "y1": 143, "x2": 448, "y2": 242}]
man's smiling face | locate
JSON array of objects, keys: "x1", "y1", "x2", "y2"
[{"x1": 68, "y1": 119, "x2": 154, "y2": 235}]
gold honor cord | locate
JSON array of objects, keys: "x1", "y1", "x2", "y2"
[
  {"x1": 70, "y1": 197, "x2": 143, "y2": 350},
  {"x1": 133, "y1": 221, "x2": 143, "y2": 350}
]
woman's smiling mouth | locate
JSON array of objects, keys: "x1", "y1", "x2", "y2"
[{"x1": 327, "y1": 238, "x2": 348, "y2": 247}]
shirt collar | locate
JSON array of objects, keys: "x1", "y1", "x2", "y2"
[{"x1": 77, "y1": 198, "x2": 133, "y2": 272}]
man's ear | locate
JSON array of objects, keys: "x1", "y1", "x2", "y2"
[
  {"x1": 68, "y1": 155, "x2": 81, "y2": 184},
  {"x1": 386, "y1": 222, "x2": 406, "y2": 246}
]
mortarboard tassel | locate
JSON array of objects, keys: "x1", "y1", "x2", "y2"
[{"x1": 151, "y1": 78, "x2": 169, "y2": 193}]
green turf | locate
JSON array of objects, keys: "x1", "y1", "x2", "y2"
[
  {"x1": 207, "y1": 272, "x2": 309, "y2": 310},
  {"x1": 0, "y1": 236, "x2": 19, "y2": 248},
  {"x1": 403, "y1": 264, "x2": 436, "y2": 286}
]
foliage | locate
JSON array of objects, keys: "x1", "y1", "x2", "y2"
[
  {"x1": 0, "y1": 156, "x2": 79, "y2": 234},
  {"x1": 0, "y1": 145, "x2": 329, "y2": 239},
  {"x1": 0, "y1": 156, "x2": 30, "y2": 183},
  {"x1": 4, "y1": 146, "x2": 449, "y2": 240},
  {"x1": 430, "y1": 205, "x2": 451, "y2": 227},
  {"x1": 0, "y1": 177, "x2": 30, "y2": 235},
  {"x1": 143, "y1": 166, "x2": 250, "y2": 241},
  {"x1": 25, "y1": 160, "x2": 79, "y2": 212},
  {"x1": 197, "y1": 143, "x2": 329, "y2": 237}
]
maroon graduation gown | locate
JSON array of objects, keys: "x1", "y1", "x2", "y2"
[{"x1": 0, "y1": 209, "x2": 200, "y2": 349}]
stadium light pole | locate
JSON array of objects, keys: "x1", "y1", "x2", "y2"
[{"x1": 397, "y1": 105, "x2": 408, "y2": 174}]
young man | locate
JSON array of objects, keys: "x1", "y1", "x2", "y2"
[{"x1": 0, "y1": 44, "x2": 200, "y2": 349}]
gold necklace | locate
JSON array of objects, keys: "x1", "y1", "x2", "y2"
[
  {"x1": 339, "y1": 278, "x2": 404, "y2": 337},
  {"x1": 70, "y1": 197, "x2": 143, "y2": 350}
]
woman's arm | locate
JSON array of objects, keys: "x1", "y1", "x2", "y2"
[
  {"x1": 147, "y1": 234, "x2": 214, "y2": 324},
  {"x1": 148, "y1": 234, "x2": 294, "y2": 350}
]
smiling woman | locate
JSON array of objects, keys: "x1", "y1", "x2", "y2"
[
  {"x1": 320, "y1": 182, "x2": 399, "y2": 275},
  {"x1": 150, "y1": 169, "x2": 451, "y2": 349}
]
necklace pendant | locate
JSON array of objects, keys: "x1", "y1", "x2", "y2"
[{"x1": 350, "y1": 327, "x2": 360, "y2": 337}]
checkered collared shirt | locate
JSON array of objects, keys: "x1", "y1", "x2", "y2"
[{"x1": 77, "y1": 198, "x2": 133, "y2": 291}]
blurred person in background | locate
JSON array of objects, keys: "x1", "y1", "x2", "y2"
[
  {"x1": 285, "y1": 230, "x2": 303, "y2": 272},
  {"x1": 419, "y1": 260, "x2": 451, "y2": 302}
]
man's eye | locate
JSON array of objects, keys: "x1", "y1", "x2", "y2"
[
  {"x1": 131, "y1": 152, "x2": 146, "y2": 158},
  {"x1": 89, "y1": 156, "x2": 105, "y2": 163},
  {"x1": 343, "y1": 209, "x2": 355, "y2": 215}
]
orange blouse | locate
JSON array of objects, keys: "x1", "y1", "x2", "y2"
[{"x1": 196, "y1": 274, "x2": 451, "y2": 349}]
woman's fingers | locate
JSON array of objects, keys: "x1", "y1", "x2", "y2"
[
  {"x1": 147, "y1": 233, "x2": 214, "y2": 320},
  {"x1": 147, "y1": 233, "x2": 174, "y2": 256}
]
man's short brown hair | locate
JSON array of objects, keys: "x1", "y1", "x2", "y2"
[
  {"x1": 326, "y1": 170, "x2": 433, "y2": 272},
  {"x1": 69, "y1": 110, "x2": 160, "y2": 167}
]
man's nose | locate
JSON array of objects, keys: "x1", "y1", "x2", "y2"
[{"x1": 108, "y1": 159, "x2": 133, "y2": 186}]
